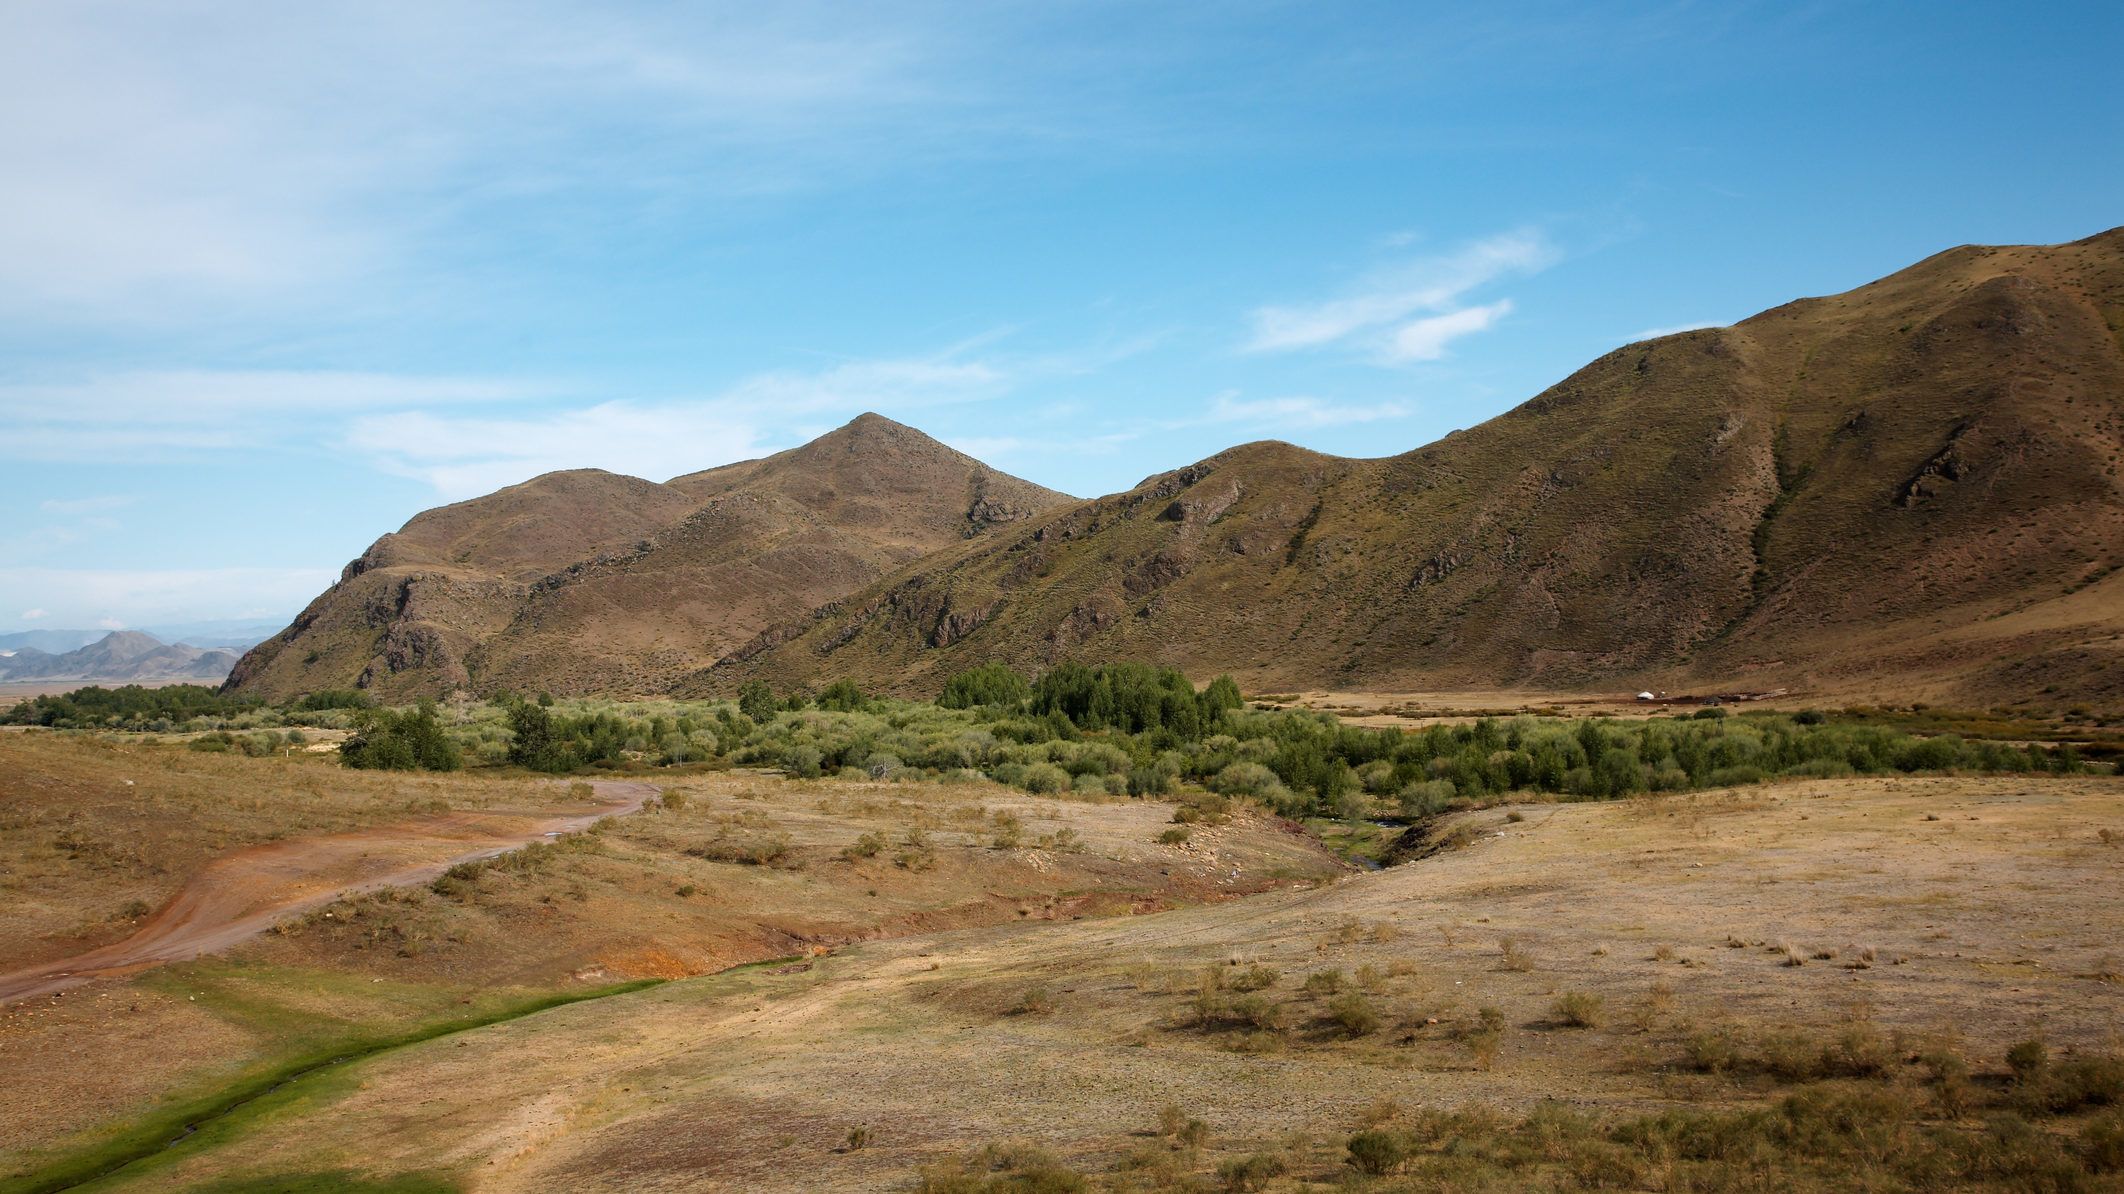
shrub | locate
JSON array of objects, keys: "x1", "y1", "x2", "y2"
[
  {"x1": 2085, "y1": 1111, "x2": 2124, "y2": 1173},
  {"x1": 692, "y1": 834, "x2": 791, "y2": 866},
  {"x1": 1172, "y1": 793, "x2": 1231, "y2": 824},
  {"x1": 1215, "y1": 1153, "x2": 1286, "y2": 1192},
  {"x1": 1684, "y1": 1029, "x2": 1743, "y2": 1073},
  {"x1": 1227, "y1": 993, "x2": 1283, "y2": 1031},
  {"x1": 1397, "y1": 778, "x2": 1457, "y2": 817},
  {"x1": 2008, "y1": 1039, "x2": 2050, "y2": 1083},
  {"x1": 1211, "y1": 762, "x2": 1284, "y2": 799},
  {"x1": 1328, "y1": 992, "x2": 1381, "y2": 1036},
  {"x1": 842, "y1": 832, "x2": 886, "y2": 861},
  {"x1": 1157, "y1": 827, "x2": 1190, "y2": 845},
  {"x1": 1346, "y1": 1129, "x2": 1408, "y2": 1176},
  {"x1": 1020, "y1": 763, "x2": 1070, "y2": 795},
  {"x1": 1552, "y1": 991, "x2": 1603, "y2": 1028}
]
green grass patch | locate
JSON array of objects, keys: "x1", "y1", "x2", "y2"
[{"x1": 1, "y1": 977, "x2": 662, "y2": 1194}]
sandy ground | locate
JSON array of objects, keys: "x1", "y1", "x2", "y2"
[
  {"x1": 88, "y1": 773, "x2": 2124, "y2": 1192},
  {"x1": 0, "y1": 781, "x2": 656, "y2": 1003}
]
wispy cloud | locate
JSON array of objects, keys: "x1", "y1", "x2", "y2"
[
  {"x1": 1384, "y1": 300, "x2": 1515, "y2": 363},
  {"x1": 0, "y1": 5, "x2": 970, "y2": 323},
  {"x1": 1245, "y1": 229, "x2": 1554, "y2": 362},
  {"x1": 0, "y1": 371, "x2": 551, "y2": 463},
  {"x1": 345, "y1": 354, "x2": 1012, "y2": 499},
  {"x1": 1628, "y1": 320, "x2": 1727, "y2": 341},
  {"x1": 1204, "y1": 392, "x2": 1411, "y2": 428},
  {"x1": 0, "y1": 567, "x2": 336, "y2": 629}
]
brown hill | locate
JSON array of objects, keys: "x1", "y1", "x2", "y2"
[
  {"x1": 694, "y1": 228, "x2": 2124, "y2": 706},
  {"x1": 226, "y1": 415, "x2": 1073, "y2": 700}
]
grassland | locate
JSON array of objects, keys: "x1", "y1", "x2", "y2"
[
  {"x1": 0, "y1": 731, "x2": 1342, "y2": 1189},
  {"x1": 27, "y1": 770, "x2": 2117, "y2": 1191}
]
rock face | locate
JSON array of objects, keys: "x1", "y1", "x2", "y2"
[
  {"x1": 225, "y1": 415, "x2": 1073, "y2": 700},
  {"x1": 0, "y1": 631, "x2": 240, "y2": 683},
  {"x1": 693, "y1": 229, "x2": 2124, "y2": 706}
]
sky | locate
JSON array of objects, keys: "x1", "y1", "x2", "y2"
[{"x1": 2, "y1": 1, "x2": 2119, "y2": 631}]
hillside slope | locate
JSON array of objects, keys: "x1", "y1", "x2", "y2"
[
  {"x1": 226, "y1": 415, "x2": 1072, "y2": 700},
  {"x1": 697, "y1": 229, "x2": 2124, "y2": 705}
]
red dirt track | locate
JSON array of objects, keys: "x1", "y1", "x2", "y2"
[{"x1": 0, "y1": 780, "x2": 656, "y2": 1003}]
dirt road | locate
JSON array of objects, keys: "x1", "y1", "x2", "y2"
[{"x1": 0, "y1": 780, "x2": 657, "y2": 1004}]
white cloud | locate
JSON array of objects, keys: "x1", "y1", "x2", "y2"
[
  {"x1": 345, "y1": 354, "x2": 1012, "y2": 499},
  {"x1": 1245, "y1": 229, "x2": 1554, "y2": 359},
  {"x1": 1628, "y1": 320, "x2": 1727, "y2": 341},
  {"x1": 0, "y1": 4, "x2": 1146, "y2": 326},
  {"x1": 1382, "y1": 300, "x2": 1514, "y2": 363},
  {"x1": 97, "y1": 617, "x2": 127, "y2": 630},
  {"x1": 0, "y1": 567, "x2": 335, "y2": 629},
  {"x1": 0, "y1": 371, "x2": 548, "y2": 463},
  {"x1": 1204, "y1": 392, "x2": 1412, "y2": 428}
]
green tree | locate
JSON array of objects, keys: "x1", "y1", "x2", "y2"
[
  {"x1": 937, "y1": 662, "x2": 1031, "y2": 709},
  {"x1": 342, "y1": 700, "x2": 461, "y2": 772},
  {"x1": 736, "y1": 680, "x2": 777, "y2": 722}
]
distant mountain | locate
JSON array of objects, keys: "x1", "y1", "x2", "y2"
[
  {"x1": 0, "y1": 629, "x2": 109, "y2": 655},
  {"x1": 0, "y1": 631, "x2": 240, "y2": 683},
  {"x1": 225, "y1": 415, "x2": 1075, "y2": 700},
  {"x1": 694, "y1": 228, "x2": 2124, "y2": 706},
  {"x1": 0, "y1": 621, "x2": 281, "y2": 656}
]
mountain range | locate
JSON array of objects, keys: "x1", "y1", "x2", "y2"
[
  {"x1": 230, "y1": 228, "x2": 2124, "y2": 707},
  {"x1": 0, "y1": 631, "x2": 241, "y2": 684}
]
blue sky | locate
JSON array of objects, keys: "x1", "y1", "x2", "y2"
[{"x1": 2, "y1": 1, "x2": 2118, "y2": 630}]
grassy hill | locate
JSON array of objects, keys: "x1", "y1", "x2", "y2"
[
  {"x1": 694, "y1": 229, "x2": 2124, "y2": 705},
  {"x1": 226, "y1": 414, "x2": 1074, "y2": 701}
]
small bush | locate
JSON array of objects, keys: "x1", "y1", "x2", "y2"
[
  {"x1": 1346, "y1": 1129, "x2": 1408, "y2": 1176},
  {"x1": 1552, "y1": 991, "x2": 1604, "y2": 1028},
  {"x1": 1215, "y1": 1153, "x2": 1287, "y2": 1192},
  {"x1": 1302, "y1": 969, "x2": 1346, "y2": 996},
  {"x1": 1157, "y1": 827, "x2": 1190, "y2": 845},
  {"x1": 2008, "y1": 1039, "x2": 2051, "y2": 1083},
  {"x1": 1328, "y1": 992, "x2": 1382, "y2": 1037},
  {"x1": 2085, "y1": 1111, "x2": 2124, "y2": 1173}
]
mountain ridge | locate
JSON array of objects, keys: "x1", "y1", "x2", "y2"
[
  {"x1": 689, "y1": 227, "x2": 2124, "y2": 705},
  {"x1": 225, "y1": 415, "x2": 1074, "y2": 700}
]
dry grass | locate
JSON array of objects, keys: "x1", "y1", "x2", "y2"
[{"x1": 12, "y1": 769, "x2": 2124, "y2": 1192}]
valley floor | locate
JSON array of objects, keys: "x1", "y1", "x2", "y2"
[{"x1": 4, "y1": 754, "x2": 2117, "y2": 1190}]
